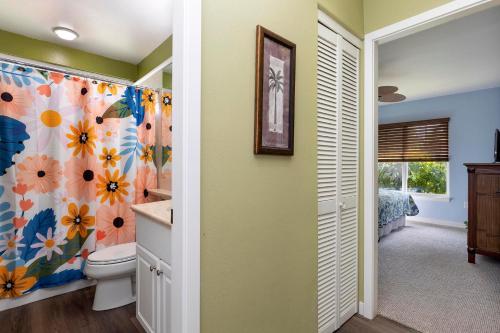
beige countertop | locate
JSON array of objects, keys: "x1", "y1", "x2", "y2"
[
  {"x1": 149, "y1": 188, "x2": 172, "y2": 200},
  {"x1": 131, "y1": 200, "x2": 172, "y2": 227}
]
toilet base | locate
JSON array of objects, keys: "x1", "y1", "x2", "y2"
[{"x1": 92, "y1": 275, "x2": 135, "y2": 311}]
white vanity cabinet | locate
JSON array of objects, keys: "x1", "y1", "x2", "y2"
[
  {"x1": 132, "y1": 200, "x2": 172, "y2": 333},
  {"x1": 136, "y1": 244, "x2": 172, "y2": 333}
]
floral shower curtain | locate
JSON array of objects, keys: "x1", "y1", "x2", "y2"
[{"x1": 0, "y1": 61, "x2": 169, "y2": 298}]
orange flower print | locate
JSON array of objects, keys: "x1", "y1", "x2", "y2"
[
  {"x1": 19, "y1": 199, "x2": 34, "y2": 211},
  {"x1": 0, "y1": 266, "x2": 36, "y2": 298},
  {"x1": 36, "y1": 84, "x2": 51, "y2": 97},
  {"x1": 96, "y1": 203, "x2": 136, "y2": 246},
  {"x1": 49, "y1": 72, "x2": 65, "y2": 84},
  {"x1": 81, "y1": 248, "x2": 89, "y2": 260},
  {"x1": 99, "y1": 147, "x2": 121, "y2": 168},
  {"x1": 141, "y1": 89, "x2": 157, "y2": 114},
  {"x1": 61, "y1": 203, "x2": 95, "y2": 239},
  {"x1": 96, "y1": 170, "x2": 130, "y2": 205},
  {"x1": 66, "y1": 120, "x2": 97, "y2": 157},
  {"x1": 12, "y1": 183, "x2": 29, "y2": 196},
  {"x1": 137, "y1": 110, "x2": 155, "y2": 145},
  {"x1": 140, "y1": 145, "x2": 154, "y2": 164},
  {"x1": 16, "y1": 155, "x2": 62, "y2": 193},
  {"x1": 0, "y1": 81, "x2": 33, "y2": 119},
  {"x1": 85, "y1": 100, "x2": 120, "y2": 141},
  {"x1": 161, "y1": 110, "x2": 172, "y2": 147},
  {"x1": 65, "y1": 79, "x2": 92, "y2": 113},
  {"x1": 134, "y1": 167, "x2": 157, "y2": 204},
  {"x1": 13, "y1": 217, "x2": 27, "y2": 229},
  {"x1": 97, "y1": 82, "x2": 118, "y2": 95},
  {"x1": 64, "y1": 156, "x2": 104, "y2": 201},
  {"x1": 161, "y1": 92, "x2": 172, "y2": 117}
]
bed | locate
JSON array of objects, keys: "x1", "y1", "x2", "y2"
[{"x1": 378, "y1": 189, "x2": 419, "y2": 239}]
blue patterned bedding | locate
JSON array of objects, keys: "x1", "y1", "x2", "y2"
[{"x1": 378, "y1": 190, "x2": 419, "y2": 228}]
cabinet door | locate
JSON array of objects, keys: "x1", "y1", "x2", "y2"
[
  {"x1": 477, "y1": 195, "x2": 500, "y2": 253},
  {"x1": 137, "y1": 244, "x2": 159, "y2": 333},
  {"x1": 157, "y1": 260, "x2": 172, "y2": 333}
]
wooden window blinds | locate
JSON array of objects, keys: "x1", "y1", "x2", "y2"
[{"x1": 378, "y1": 118, "x2": 449, "y2": 162}]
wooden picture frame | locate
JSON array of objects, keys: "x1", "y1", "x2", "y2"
[{"x1": 254, "y1": 25, "x2": 296, "y2": 155}]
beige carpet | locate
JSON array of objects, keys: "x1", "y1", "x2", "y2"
[{"x1": 378, "y1": 222, "x2": 500, "y2": 333}]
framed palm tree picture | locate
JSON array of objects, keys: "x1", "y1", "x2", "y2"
[{"x1": 254, "y1": 25, "x2": 296, "y2": 155}]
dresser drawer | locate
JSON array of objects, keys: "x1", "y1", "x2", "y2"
[{"x1": 476, "y1": 174, "x2": 500, "y2": 195}]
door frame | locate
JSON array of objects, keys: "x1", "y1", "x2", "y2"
[
  {"x1": 362, "y1": 0, "x2": 499, "y2": 320},
  {"x1": 172, "y1": 0, "x2": 201, "y2": 332}
]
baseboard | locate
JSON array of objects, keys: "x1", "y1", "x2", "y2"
[
  {"x1": 358, "y1": 301, "x2": 365, "y2": 317},
  {"x1": 407, "y1": 216, "x2": 465, "y2": 229},
  {"x1": 0, "y1": 278, "x2": 96, "y2": 312}
]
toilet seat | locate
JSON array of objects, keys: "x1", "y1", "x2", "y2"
[{"x1": 88, "y1": 242, "x2": 136, "y2": 265}]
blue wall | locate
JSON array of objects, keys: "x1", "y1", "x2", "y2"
[{"x1": 379, "y1": 87, "x2": 500, "y2": 223}]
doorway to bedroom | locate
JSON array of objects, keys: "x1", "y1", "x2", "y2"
[{"x1": 374, "y1": 4, "x2": 500, "y2": 333}]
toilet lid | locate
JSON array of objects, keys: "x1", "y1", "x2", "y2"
[{"x1": 88, "y1": 242, "x2": 136, "y2": 265}]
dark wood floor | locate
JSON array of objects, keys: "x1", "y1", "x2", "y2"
[
  {"x1": 0, "y1": 287, "x2": 418, "y2": 333},
  {"x1": 0, "y1": 287, "x2": 144, "y2": 333},
  {"x1": 338, "y1": 315, "x2": 420, "y2": 333}
]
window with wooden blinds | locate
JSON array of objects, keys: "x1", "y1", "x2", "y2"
[{"x1": 378, "y1": 118, "x2": 449, "y2": 162}]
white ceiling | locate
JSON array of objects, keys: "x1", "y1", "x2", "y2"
[
  {"x1": 379, "y1": 5, "x2": 500, "y2": 103},
  {"x1": 0, "y1": 0, "x2": 173, "y2": 64}
]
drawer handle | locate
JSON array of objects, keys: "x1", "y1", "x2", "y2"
[
  {"x1": 156, "y1": 270, "x2": 163, "y2": 276},
  {"x1": 149, "y1": 265, "x2": 156, "y2": 272}
]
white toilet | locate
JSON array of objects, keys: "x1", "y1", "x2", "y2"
[{"x1": 84, "y1": 242, "x2": 137, "y2": 311}]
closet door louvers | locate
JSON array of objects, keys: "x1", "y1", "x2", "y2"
[
  {"x1": 317, "y1": 24, "x2": 340, "y2": 333},
  {"x1": 317, "y1": 23, "x2": 359, "y2": 333},
  {"x1": 337, "y1": 40, "x2": 359, "y2": 327}
]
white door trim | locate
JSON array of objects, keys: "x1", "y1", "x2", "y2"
[
  {"x1": 362, "y1": 0, "x2": 499, "y2": 320},
  {"x1": 172, "y1": 0, "x2": 201, "y2": 332}
]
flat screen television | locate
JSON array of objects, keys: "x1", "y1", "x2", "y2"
[{"x1": 496, "y1": 129, "x2": 500, "y2": 162}]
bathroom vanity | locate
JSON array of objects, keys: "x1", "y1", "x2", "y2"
[{"x1": 131, "y1": 199, "x2": 172, "y2": 333}]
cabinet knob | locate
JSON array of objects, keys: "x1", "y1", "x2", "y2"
[
  {"x1": 156, "y1": 270, "x2": 163, "y2": 276},
  {"x1": 149, "y1": 265, "x2": 156, "y2": 272}
]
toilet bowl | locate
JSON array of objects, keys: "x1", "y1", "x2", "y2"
[{"x1": 84, "y1": 242, "x2": 136, "y2": 311}]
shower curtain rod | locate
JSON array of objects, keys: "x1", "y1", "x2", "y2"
[{"x1": 0, "y1": 53, "x2": 163, "y2": 91}]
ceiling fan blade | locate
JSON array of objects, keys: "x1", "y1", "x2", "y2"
[
  {"x1": 378, "y1": 86, "x2": 398, "y2": 97},
  {"x1": 379, "y1": 93, "x2": 406, "y2": 103}
]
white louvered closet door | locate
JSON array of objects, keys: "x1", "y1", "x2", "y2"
[
  {"x1": 317, "y1": 24, "x2": 340, "y2": 333},
  {"x1": 337, "y1": 38, "x2": 359, "y2": 327},
  {"x1": 317, "y1": 22, "x2": 359, "y2": 333}
]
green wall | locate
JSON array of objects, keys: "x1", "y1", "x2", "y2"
[
  {"x1": 201, "y1": 0, "x2": 318, "y2": 331},
  {"x1": 0, "y1": 29, "x2": 173, "y2": 82},
  {"x1": 0, "y1": 29, "x2": 138, "y2": 81},
  {"x1": 363, "y1": 0, "x2": 452, "y2": 32},
  {"x1": 318, "y1": 0, "x2": 364, "y2": 37},
  {"x1": 137, "y1": 36, "x2": 173, "y2": 79},
  {"x1": 201, "y1": 0, "x2": 364, "y2": 332},
  {"x1": 162, "y1": 72, "x2": 172, "y2": 89}
]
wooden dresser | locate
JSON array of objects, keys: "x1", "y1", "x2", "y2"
[{"x1": 464, "y1": 163, "x2": 500, "y2": 263}]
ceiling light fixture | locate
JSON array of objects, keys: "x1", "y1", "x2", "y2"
[{"x1": 52, "y1": 27, "x2": 79, "y2": 41}]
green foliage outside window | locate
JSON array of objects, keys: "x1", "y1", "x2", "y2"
[
  {"x1": 378, "y1": 162, "x2": 402, "y2": 190},
  {"x1": 378, "y1": 161, "x2": 447, "y2": 194},
  {"x1": 408, "y1": 162, "x2": 447, "y2": 194}
]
